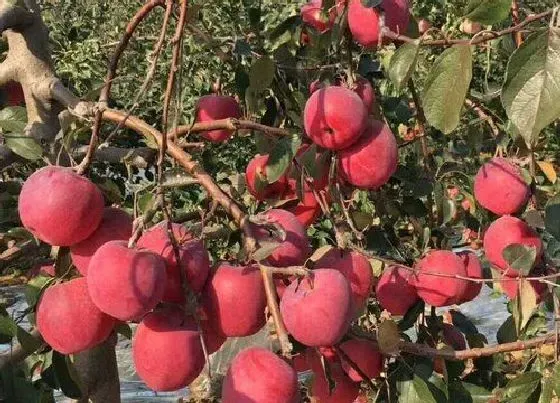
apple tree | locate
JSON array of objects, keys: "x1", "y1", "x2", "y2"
[{"x1": 1, "y1": 0, "x2": 560, "y2": 401}]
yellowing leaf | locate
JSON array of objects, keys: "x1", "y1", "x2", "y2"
[{"x1": 537, "y1": 161, "x2": 557, "y2": 184}]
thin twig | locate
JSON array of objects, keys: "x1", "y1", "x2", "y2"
[
  {"x1": 169, "y1": 118, "x2": 289, "y2": 139},
  {"x1": 383, "y1": 10, "x2": 553, "y2": 47},
  {"x1": 76, "y1": 0, "x2": 166, "y2": 174},
  {"x1": 465, "y1": 98, "x2": 500, "y2": 138},
  {"x1": 259, "y1": 265, "x2": 292, "y2": 357}
]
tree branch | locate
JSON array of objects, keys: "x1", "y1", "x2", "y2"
[
  {"x1": 170, "y1": 118, "x2": 290, "y2": 139},
  {"x1": 384, "y1": 10, "x2": 553, "y2": 47}
]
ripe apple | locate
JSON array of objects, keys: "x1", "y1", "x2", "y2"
[
  {"x1": 353, "y1": 77, "x2": 376, "y2": 113},
  {"x1": 314, "y1": 248, "x2": 374, "y2": 315},
  {"x1": 137, "y1": 221, "x2": 210, "y2": 300},
  {"x1": 310, "y1": 362, "x2": 360, "y2": 402},
  {"x1": 282, "y1": 179, "x2": 322, "y2": 227},
  {"x1": 280, "y1": 269, "x2": 352, "y2": 346},
  {"x1": 483, "y1": 215, "x2": 543, "y2": 276},
  {"x1": 245, "y1": 154, "x2": 288, "y2": 200},
  {"x1": 18, "y1": 166, "x2": 104, "y2": 246},
  {"x1": 338, "y1": 120, "x2": 398, "y2": 189},
  {"x1": 413, "y1": 250, "x2": 469, "y2": 307},
  {"x1": 301, "y1": 0, "x2": 337, "y2": 33},
  {"x1": 201, "y1": 262, "x2": 266, "y2": 337},
  {"x1": 254, "y1": 209, "x2": 311, "y2": 267},
  {"x1": 195, "y1": 95, "x2": 241, "y2": 142},
  {"x1": 456, "y1": 251, "x2": 482, "y2": 304},
  {"x1": 37, "y1": 278, "x2": 115, "y2": 354},
  {"x1": 348, "y1": 0, "x2": 410, "y2": 48},
  {"x1": 87, "y1": 240, "x2": 166, "y2": 321},
  {"x1": 133, "y1": 307, "x2": 204, "y2": 391},
  {"x1": 376, "y1": 264, "x2": 419, "y2": 315},
  {"x1": 222, "y1": 347, "x2": 299, "y2": 403},
  {"x1": 303, "y1": 86, "x2": 368, "y2": 150},
  {"x1": 474, "y1": 158, "x2": 530, "y2": 215},
  {"x1": 70, "y1": 207, "x2": 133, "y2": 275},
  {"x1": 339, "y1": 338, "x2": 382, "y2": 381}
]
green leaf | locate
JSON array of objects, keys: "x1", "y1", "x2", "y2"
[
  {"x1": 3, "y1": 134, "x2": 43, "y2": 160},
  {"x1": 497, "y1": 316, "x2": 517, "y2": 343},
  {"x1": 16, "y1": 327, "x2": 41, "y2": 353},
  {"x1": 545, "y1": 193, "x2": 560, "y2": 240},
  {"x1": 398, "y1": 375, "x2": 438, "y2": 403},
  {"x1": 249, "y1": 56, "x2": 276, "y2": 91},
  {"x1": 512, "y1": 279, "x2": 538, "y2": 332},
  {"x1": 0, "y1": 315, "x2": 17, "y2": 337},
  {"x1": 52, "y1": 352, "x2": 82, "y2": 399},
  {"x1": 388, "y1": 42, "x2": 420, "y2": 90},
  {"x1": 0, "y1": 106, "x2": 27, "y2": 122},
  {"x1": 503, "y1": 372, "x2": 541, "y2": 403},
  {"x1": 423, "y1": 46, "x2": 473, "y2": 134},
  {"x1": 502, "y1": 28, "x2": 560, "y2": 148},
  {"x1": 0, "y1": 119, "x2": 26, "y2": 133},
  {"x1": 265, "y1": 134, "x2": 301, "y2": 183},
  {"x1": 464, "y1": 0, "x2": 511, "y2": 25},
  {"x1": 502, "y1": 244, "x2": 538, "y2": 276},
  {"x1": 25, "y1": 275, "x2": 54, "y2": 307},
  {"x1": 552, "y1": 362, "x2": 560, "y2": 398},
  {"x1": 538, "y1": 374, "x2": 553, "y2": 403}
]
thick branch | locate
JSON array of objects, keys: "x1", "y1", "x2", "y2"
[
  {"x1": 72, "y1": 145, "x2": 156, "y2": 168},
  {"x1": 170, "y1": 118, "x2": 290, "y2": 139},
  {"x1": 0, "y1": 4, "x2": 34, "y2": 33}
]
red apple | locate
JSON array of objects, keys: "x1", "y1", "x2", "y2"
[
  {"x1": 70, "y1": 207, "x2": 133, "y2": 275},
  {"x1": 456, "y1": 251, "x2": 482, "y2": 304},
  {"x1": 338, "y1": 120, "x2": 398, "y2": 189},
  {"x1": 310, "y1": 362, "x2": 360, "y2": 402},
  {"x1": 339, "y1": 338, "x2": 382, "y2": 381},
  {"x1": 255, "y1": 209, "x2": 311, "y2": 267},
  {"x1": 301, "y1": 0, "x2": 337, "y2": 33},
  {"x1": 376, "y1": 265, "x2": 419, "y2": 315},
  {"x1": 246, "y1": 154, "x2": 288, "y2": 200},
  {"x1": 195, "y1": 95, "x2": 241, "y2": 142},
  {"x1": 201, "y1": 262, "x2": 266, "y2": 337},
  {"x1": 280, "y1": 269, "x2": 352, "y2": 346},
  {"x1": 37, "y1": 278, "x2": 115, "y2": 354},
  {"x1": 353, "y1": 77, "x2": 376, "y2": 112},
  {"x1": 474, "y1": 158, "x2": 530, "y2": 215},
  {"x1": 133, "y1": 307, "x2": 204, "y2": 391},
  {"x1": 282, "y1": 179, "x2": 322, "y2": 228},
  {"x1": 18, "y1": 166, "x2": 104, "y2": 246},
  {"x1": 413, "y1": 250, "x2": 469, "y2": 307},
  {"x1": 303, "y1": 86, "x2": 368, "y2": 150},
  {"x1": 314, "y1": 248, "x2": 374, "y2": 315},
  {"x1": 483, "y1": 215, "x2": 542, "y2": 276},
  {"x1": 348, "y1": 0, "x2": 410, "y2": 48},
  {"x1": 222, "y1": 347, "x2": 299, "y2": 403},
  {"x1": 137, "y1": 222, "x2": 210, "y2": 300},
  {"x1": 87, "y1": 240, "x2": 166, "y2": 321}
]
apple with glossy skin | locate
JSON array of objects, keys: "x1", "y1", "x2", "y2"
[
  {"x1": 339, "y1": 338, "x2": 382, "y2": 382},
  {"x1": 137, "y1": 221, "x2": 210, "y2": 300},
  {"x1": 413, "y1": 250, "x2": 469, "y2": 307},
  {"x1": 222, "y1": 347, "x2": 299, "y2": 403},
  {"x1": 304, "y1": 86, "x2": 368, "y2": 150},
  {"x1": 314, "y1": 248, "x2": 374, "y2": 315},
  {"x1": 474, "y1": 158, "x2": 530, "y2": 215},
  {"x1": 483, "y1": 215, "x2": 543, "y2": 276},
  {"x1": 70, "y1": 207, "x2": 133, "y2": 275},
  {"x1": 87, "y1": 240, "x2": 166, "y2": 321},
  {"x1": 255, "y1": 209, "x2": 311, "y2": 267},
  {"x1": 37, "y1": 278, "x2": 115, "y2": 354},
  {"x1": 280, "y1": 269, "x2": 352, "y2": 346},
  {"x1": 133, "y1": 307, "x2": 204, "y2": 391},
  {"x1": 338, "y1": 120, "x2": 398, "y2": 189},
  {"x1": 195, "y1": 95, "x2": 241, "y2": 142},
  {"x1": 201, "y1": 262, "x2": 266, "y2": 337},
  {"x1": 348, "y1": 0, "x2": 410, "y2": 48},
  {"x1": 18, "y1": 166, "x2": 104, "y2": 246},
  {"x1": 246, "y1": 154, "x2": 288, "y2": 200},
  {"x1": 376, "y1": 265, "x2": 419, "y2": 315},
  {"x1": 456, "y1": 251, "x2": 483, "y2": 304}
]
